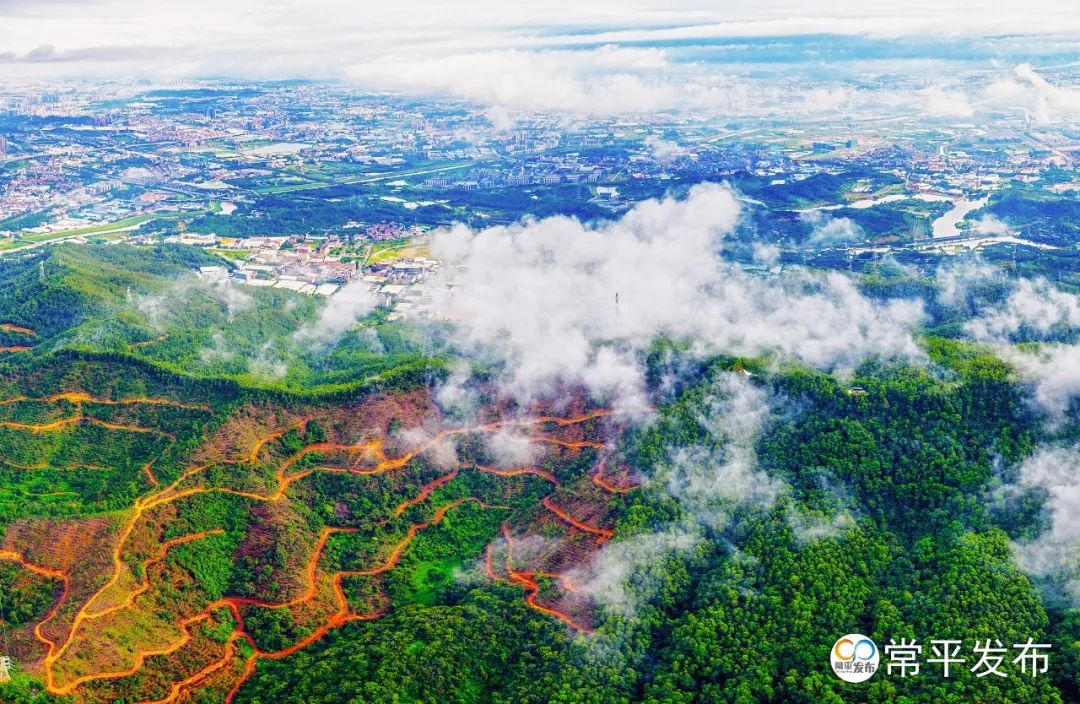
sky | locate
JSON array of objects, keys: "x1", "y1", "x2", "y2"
[{"x1": 1, "y1": 0, "x2": 1079, "y2": 81}]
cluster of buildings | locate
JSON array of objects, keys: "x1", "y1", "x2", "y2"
[
  {"x1": 169, "y1": 230, "x2": 442, "y2": 320},
  {"x1": 361, "y1": 258, "x2": 442, "y2": 320},
  {"x1": 0, "y1": 78, "x2": 1077, "y2": 262}
]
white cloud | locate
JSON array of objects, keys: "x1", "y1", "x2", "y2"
[
  {"x1": 1009, "y1": 445, "x2": 1080, "y2": 603},
  {"x1": 965, "y1": 277, "x2": 1080, "y2": 343},
  {"x1": 421, "y1": 183, "x2": 924, "y2": 409},
  {"x1": 0, "y1": 6, "x2": 1074, "y2": 134},
  {"x1": 4, "y1": 1, "x2": 1076, "y2": 90},
  {"x1": 293, "y1": 278, "x2": 378, "y2": 348},
  {"x1": 571, "y1": 371, "x2": 852, "y2": 618},
  {"x1": 985, "y1": 64, "x2": 1080, "y2": 125},
  {"x1": 644, "y1": 135, "x2": 691, "y2": 163},
  {"x1": 1006, "y1": 345, "x2": 1080, "y2": 420},
  {"x1": 802, "y1": 210, "x2": 865, "y2": 245},
  {"x1": 198, "y1": 331, "x2": 235, "y2": 363},
  {"x1": 214, "y1": 279, "x2": 253, "y2": 323},
  {"x1": 660, "y1": 372, "x2": 785, "y2": 528},
  {"x1": 972, "y1": 215, "x2": 1011, "y2": 235},
  {"x1": 943, "y1": 272, "x2": 1080, "y2": 420},
  {"x1": 935, "y1": 259, "x2": 1003, "y2": 308},
  {"x1": 435, "y1": 361, "x2": 481, "y2": 417},
  {"x1": 800, "y1": 86, "x2": 853, "y2": 113},
  {"x1": 919, "y1": 85, "x2": 975, "y2": 118},
  {"x1": 752, "y1": 242, "x2": 781, "y2": 265},
  {"x1": 574, "y1": 527, "x2": 699, "y2": 617},
  {"x1": 345, "y1": 46, "x2": 681, "y2": 116},
  {"x1": 485, "y1": 425, "x2": 545, "y2": 467},
  {"x1": 484, "y1": 105, "x2": 515, "y2": 132},
  {"x1": 248, "y1": 340, "x2": 287, "y2": 380},
  {"x1": 342, "y1": 50, "x2": 999, "y2": 120},
  {"x1": 135, "y1": 273, "x2": 252, "y2": 333}
]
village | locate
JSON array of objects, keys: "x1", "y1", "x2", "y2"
[{"x1": 168, "y1": 225, "x2": 442, "y2": 320}]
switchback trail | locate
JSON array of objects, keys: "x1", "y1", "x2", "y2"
[{"x1": 7, "y1": 401, "x2": 633, "y2": 702}]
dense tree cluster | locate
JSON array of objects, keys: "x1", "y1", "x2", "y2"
[
  {"x1": 233, "y1": 345, "x2": 1079, "y2": 703},
  {"x1": 1, "y1": 249, "x2": 1078, "y2": 703}
]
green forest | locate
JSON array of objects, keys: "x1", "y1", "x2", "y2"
[{"x1": 0, "y1": 246, "x2": 1078, "y2": 703}]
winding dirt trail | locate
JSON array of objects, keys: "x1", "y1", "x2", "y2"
[
  {"x1": 541, "y1": 497, "x2": 614, "y2": 541},
  {"x1": 492, "y1": 522, "x2": 595, "y2": 633},
  {"x1": 393, "y1": 470, "x2": 460, "y2": 517},
  {"x1": 0, "y1": 323, "x2": 36, "y2": 335},
  {"x1": 0, "y1": 549, "x2": 69, "y2": 655},
  {"x1": 8, "y1": 402, "x2": 632, "y2": 703}
]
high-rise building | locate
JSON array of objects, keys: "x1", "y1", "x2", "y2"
[{"x1": 0, "y1": 136, "x2": 7, "y2": 155}]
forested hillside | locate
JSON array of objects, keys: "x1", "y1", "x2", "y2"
[
  {"x1": 0, "y1": 247, "x2": 1078, "y2": 704},
  {"x1": 0, "y1": 245, "x2": 445, "y2": 393}
]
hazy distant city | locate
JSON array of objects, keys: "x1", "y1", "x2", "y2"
[{"x1": 3, "y1": 49, "x2": 1079, "y2": 313}]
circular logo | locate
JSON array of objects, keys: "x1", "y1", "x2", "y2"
[{"x1": 830, "y1": 633, "x2": 879, "y2": 683}]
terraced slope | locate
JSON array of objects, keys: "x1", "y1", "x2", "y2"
[{"x1": 0, "y1": 357, "x2": 635, "y2": 703}]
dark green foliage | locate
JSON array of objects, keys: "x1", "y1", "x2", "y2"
[
  {"x1": 0, "y1": 562, "x2": 61, "y2": 628},
  {"x1": 0, "y1": 244, "x2": 449, "y2": 395},
  {"x1": 982, "y1": 187, "x2": 1080, "y2": 246},
  {"x1": 1, "y1": 244, "x2": 1077, "y2": 703},
  {"x1": 0, "y1": 668, "x2": 72, "y2": 704},
  {"x1": 235, "y1": 589, "x2": 571, "y2": 704},
  {"x1": 232, "y1": 353, "x2": 1078, "y2": 704}
]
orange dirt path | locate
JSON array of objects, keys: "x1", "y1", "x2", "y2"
[
  {"x1": 474, "y1": 465, "x2": 560, "y2": 486},
  {"x1": 541, "y1": 497, "x2": 614, "y2": 541},
  {"x1": 83, "y1": 529, "x2": 226, "y2": 621},
  {"x1": 0, "y1": 323, "x2": 36, "y2": 335},
  {"x1": 392, "y1": 470, "x2": 459, "y2": 517},
  {"x1": 0, "y1": 549, "x2": 69, "y2": 656},
  {"x1": 531, "y1": 436, "x2": 609, "y2": 450},
  {"x1": 498, "y1": 523, "x2": 594, "y2": 633},
  {"x1": 15, "y1": 406, "x2": 621, "y2": 702},
  {"x1": 0, "y1": 416, "x2": 176, "y2": 438},
  {"x1": 0, "y1": 393, "x2": 210, "y2": 411}
]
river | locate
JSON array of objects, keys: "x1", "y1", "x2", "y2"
[
  {"x1": 931, "y1": 195, "x2": 990, "y2": 239},
  {"x1": 795, "y1": 192, "x2": 990, "y2": 239}
]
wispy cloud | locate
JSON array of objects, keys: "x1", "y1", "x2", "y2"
[
  {"x1": 1005, "y1": 445, "x2": 1080, "y2": 605},
  {"x1": 293, "y1": 278, "x2": 378, "y2": 348},
  {"x1": 985, "y1": 63, "x2": 1080, "y2": 124}
]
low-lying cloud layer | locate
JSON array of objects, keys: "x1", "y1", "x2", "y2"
[
  {"x1": 343, "y1": 46, "x2": 1080, "y2": 123},
  {"x1": 940, "y1": 266, "x2": 1080, "y2": 419},
  {"x1": 660, "y1": 372, "x2": 784, "y2": 529},
  {"x1": 987, "y1": 64, "x2": 1080, "y2": 125},
  {"x1": 937, "y1": 265, "x2": 1080, "y2": 601},
  {"x1": 570, "y1": 371, "x2": 850, "y2": 617},
  {"x1": 293, "y1": 278, "x2": 379, "y2": 348},
  {"x1": 965, "y1": 276, "x2": 1080, "y2": 343},
  {"x1": 136, "y1": 273, "x2": 253, "y2": 333},
  {"x1": 1007, "y1": 346, "x2": 1080, "y2": 420},
  {"x1": 423, "y1": 182, "x2": 923, "y2": 410},
  {"x1": 1008, "y1": 446, "x2": 1080, "y2": 604},
  {"x1": 802, "y1": 210, "x2": 865, "y2": 245},
  {"x1": 346, "y1": 46, "x2": 681, "y2": 116},
  {"x1": 5, "y1": 0, "x2": 1079, "y2": 89}
]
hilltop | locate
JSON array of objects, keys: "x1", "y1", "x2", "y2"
[{"x1": 0, "y1": 245, "x2": 445, "y2": 394}]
